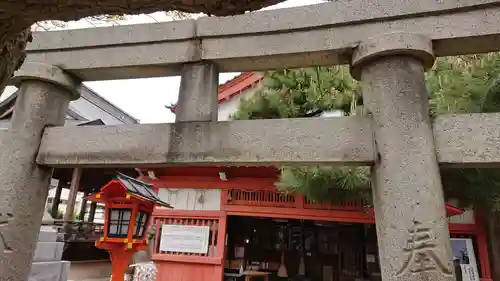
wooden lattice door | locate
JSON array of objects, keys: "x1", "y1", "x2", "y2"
[{"x1": 338, "y1": 224, "x2": 365, "y2": 281}]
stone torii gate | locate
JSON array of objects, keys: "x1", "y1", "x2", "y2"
[{"x1": 1, "y1": 1, "x2": 500, "y2": 281}]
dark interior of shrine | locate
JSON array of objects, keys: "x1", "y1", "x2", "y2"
[{"x1": 224, "y1": 216, "x2": 381, "y2": 281}]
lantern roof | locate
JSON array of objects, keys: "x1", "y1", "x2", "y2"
[
  {"x1": 115, "y1": 173, "x2": 171, "y2": 208},
  {"x1": 88, "y1": 173, "x2": 172, "y2": 208}
]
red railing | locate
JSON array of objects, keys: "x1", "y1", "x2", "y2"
[
  {"x1": 303, "y1": 197, "x2": 365, "y2": 211},
  {"x1": 224, "y1": 188, "x2": 365, "y2": 211},
  {"x1": 226, "y1": 189, "x2": 296, "y2": 208}
]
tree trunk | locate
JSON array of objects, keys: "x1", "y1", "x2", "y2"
[
  {"x1": 0, "y1": 0, "x2": 285, "y2": 91},
  {"x1": 487, "y1": 212, "x2": 500, "y2": 281},
  {"x1": 0, "y1": 0, "x2": 284, "y2": 22},
  {"x1": 0, "y1": 28, "x2": 32, "y2": 96}
]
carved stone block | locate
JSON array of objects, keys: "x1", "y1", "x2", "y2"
[
  {"x1": 28, "y1": 260, "x2": 70, "y2": 281},
  {"x1": 33, "y1": 242, "x2": 64, "y2": 262},
  {"x1": 37, "y1": 226, "x2": 57, "y2": 243},
  {"x1": 29, "y1": 226, "x2": 70, "y2": 281}
]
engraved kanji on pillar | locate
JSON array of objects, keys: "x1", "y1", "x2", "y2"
[
  {"x1": 397, "y1": 221, "x2": 453, "y2": 277},
  {"x1": 0, "y1": 212, "x2": 13, "y2": 254}
]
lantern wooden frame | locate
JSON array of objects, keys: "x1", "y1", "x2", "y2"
[{"x1": 87, "y1": 173, "x2": 171, "y2": 281}]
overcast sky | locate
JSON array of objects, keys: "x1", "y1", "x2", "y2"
[{"x1": 2, "y1": 0, "x2": 325, "y2": 124}]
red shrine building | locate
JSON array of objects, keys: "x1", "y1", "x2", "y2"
[{"x1": 140, "y1": 73, "x2": 492, "y2": 281}]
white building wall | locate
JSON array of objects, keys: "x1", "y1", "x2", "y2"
[
  {"x1": 448, "y1": 209, "x2": 475, "y2": 224},
  {"x1": 158, "y1": 188, "x2": 221, "y2": 211},
  {"x1": 46, "y1": 184, "x2": 106, "y2": 223},
  {"x1": 217, "y1": 83, "x2": 344, "y2": 121}
]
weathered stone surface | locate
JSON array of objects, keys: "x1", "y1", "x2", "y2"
[
  {"x1": 33, "y1": 111, "x2": 500, "y2": 168},
  {"x1": 23, "y1": 3, "x2": 500, "y2": 80},
  {"x1": 41, "y1": 211, "x2": 54, "y2": 225},
  {"x1": 10, "y1": 62, "x2": 81, "y2": 100},
  {"x1": 352, "y1": 33, "x2": 454, "y2": 281},
  {"x1": 32, "y1": 242, "x2": 64, "y2": 262},
  {"x1": 0, "y1": 129, "x2": 6, "y2": 141},
  {"x1": 29, "y1": 226, "x2": 70, "y2": 281},
  {"x1": 350, "y1": 32, "x2": 435, "y2": 80},
  {"x1": 0, "y1": 0, "x2": 282, "y2": 92},
  {"x1": 434, "y1": 113, "x2": 500, "y2": 167},
  {"x1": 0, "y1": 63, "x2": 78, "y2": 281},
  {"x1": 28, "y1": 260, "x2": 70, "y2": 281},
  {"x1": 36, "y1": 117, "x2": 375, "y2": 167},
  {"x1": 176, "y1": 63, "x2": 219, "y2": 123},
  {"x1": 37, "y1": 227, "x2": 57, "y2": 243},
  {"x1": 197, "y1": 0, "x2": 499, "y2": 37}
]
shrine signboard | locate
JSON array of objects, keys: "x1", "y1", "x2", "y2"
[
  {"x1": 159, "y1": 224, "x2": 210, "y2": 254},
  {"x1": 451, "y1": 238, "x2": 480, "y2": 281}
]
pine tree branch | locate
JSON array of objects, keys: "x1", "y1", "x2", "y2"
[{"x1": 233, "y1": 55, "x2": 500, "y2": 212}]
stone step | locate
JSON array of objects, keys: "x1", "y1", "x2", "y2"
[
  {"x1": 33, "y1": 241, "x2": 64, "y2": 262},
  {"x1": 29, "y1": 260, "x2": 70, "y2": 281},
  {"x1": 38, "y1": 226, "x2": 57, "y2": 243}
]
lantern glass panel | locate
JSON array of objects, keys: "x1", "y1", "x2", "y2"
[
  {"x1": 133, "y1": 211, "x2": 150, "y2": 239},
  {"x1": 107, "y1": 208, "x2": 132, "y2": 238}
]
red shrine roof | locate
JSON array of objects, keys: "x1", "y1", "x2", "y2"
[
  {"x1": 218, "y1": 72, "x2": 264, "y2": 103},
  {"x1": 170, "y1": 72, "x2": 264, "y2": 113},
  {"x1": 445, "y1": 204, "x2": 465, "y2": 217}
]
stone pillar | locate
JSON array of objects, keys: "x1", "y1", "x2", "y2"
[
  {"x1": 51, "y1": 180, "x2": 66, "y2": 218},
  {"x1": 130, "y1": 62, "x2": 220, "y2": 270},
  {"x1": 88, "y1": 202, "x2": 98, "y2": 222},
  {"x1": 78, "y1": 198, "x2": 88, "y2": 221},
  {"x1": 0, "y1": 63, "x2": 80, "y2": 281},
  {"x1": 175, "y1": 62, "x2": 219, "y2": 122},
  {"x1": 63, "y1": 168, "x2": 82, "y2": 222},
  {"x1": 350, "y1": 32, "x2": 454, "y2": 281}
]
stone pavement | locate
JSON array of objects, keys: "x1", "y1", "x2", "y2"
[{"x1": 68, "y1": 259, "x2": 111, "y2": 280}]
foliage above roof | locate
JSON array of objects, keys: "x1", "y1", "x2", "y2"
[{"x1": 233, "y1": 53, "x2": 500, "y2": 213}]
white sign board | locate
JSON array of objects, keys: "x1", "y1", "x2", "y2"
[
  {"x1": 451, "y1": 238, "x2": 480, "y2": 281},
  {"x1": 159, "y1": 224, "x2": 210, "y2": 254}
]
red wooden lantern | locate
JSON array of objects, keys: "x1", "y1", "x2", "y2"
[{"x1": 87, "y1": 173, "x2": 171, "y2": 281}]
